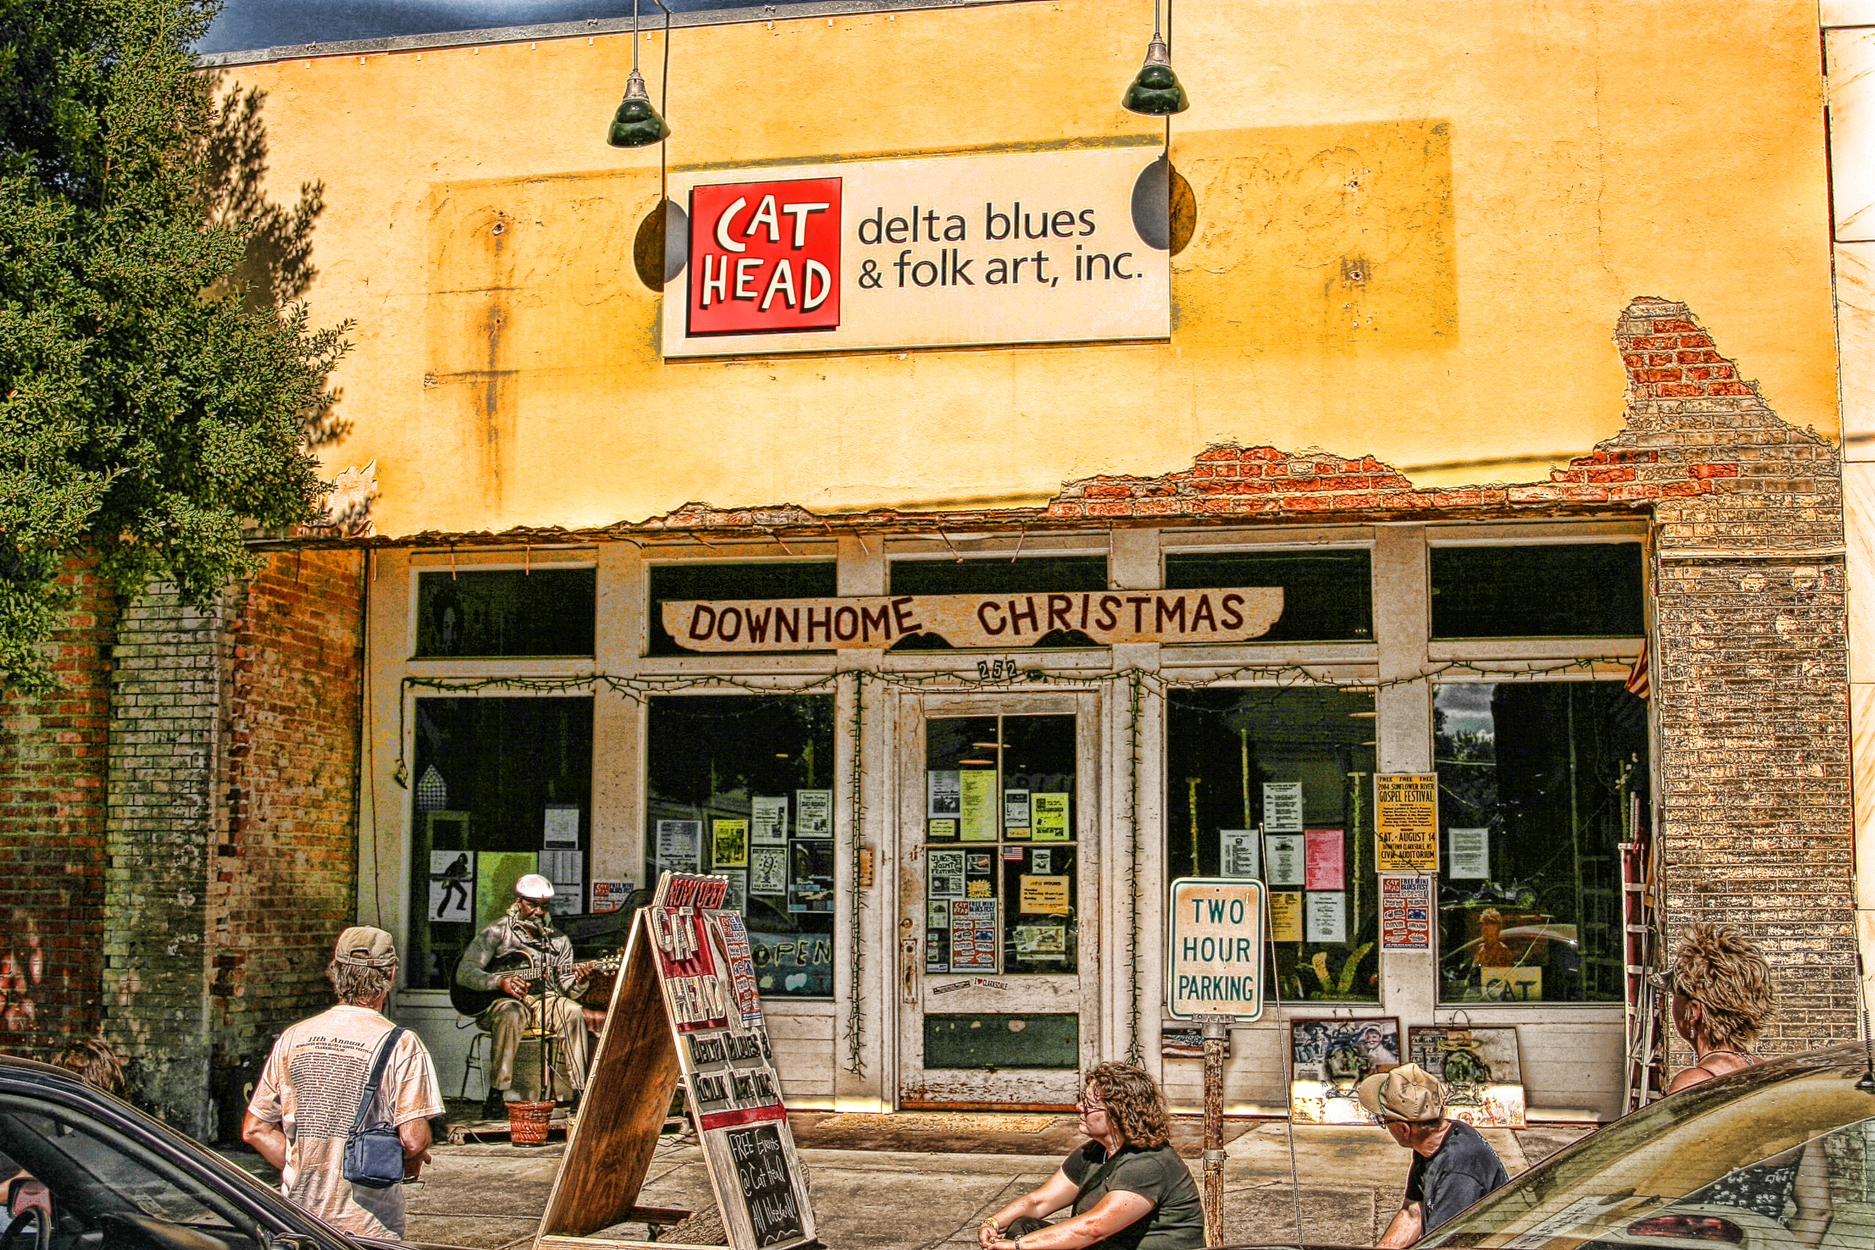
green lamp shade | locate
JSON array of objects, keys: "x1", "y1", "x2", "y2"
[
  {"x1": 608, "y1": 94, "x2": 670, "y2": 148},
  {"x1": 1123, "y1": 61, "x2": 1189, "y2": 116}
]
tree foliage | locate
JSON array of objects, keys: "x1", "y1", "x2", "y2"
[{"x1": 0, "y1": 0, "x2": 346, "y2": 695}]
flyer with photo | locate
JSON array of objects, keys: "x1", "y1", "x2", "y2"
[{"x1": 751, "y1": 795, "x2": 789, "y2": 844}]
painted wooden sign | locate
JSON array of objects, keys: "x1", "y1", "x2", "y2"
[
  {"x1": 534, "y1": 871, "x2": 818, "y2": 1250},
  {"x1": 662, "y1": 587, "x2": 1283, "y2": 651}
]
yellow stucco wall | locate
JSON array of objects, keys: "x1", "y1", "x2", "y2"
[{"x1": 223, "y1": 0, "x2": 1837, "y2": 536}]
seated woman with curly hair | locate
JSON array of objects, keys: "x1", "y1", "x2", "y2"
[
  {"x1": 977, "y1": 1062, "x2": 1204, "y2": 1250},
  {"x1": 1654, "y1": 922, "x2": 1774, "y2": 1094}
]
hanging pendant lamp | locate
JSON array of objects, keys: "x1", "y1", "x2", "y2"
[
  {"x1": 608, "y1": 0, "x2": 670, "y2": 148},
  {"x1": 1122, "y1": 2, "x2": 1189, "y2": 116}
]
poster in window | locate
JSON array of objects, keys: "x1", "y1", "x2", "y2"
[
  {"x1": 1032, "y1": 793, "x2": 1070, "y2": 841},
  {"x1": 541, "y1": 849, "x2": 583, "y2": 915},
  {"x1": 1018, "y1": 875, "x2": 1070, "y2": 914},
  {"x1": 1406, "y1": 1026, "x2": 1526, "y2": 1128},
  {"x1": 1481, "y1": 966, "x2": 1542, "y2": 1003},
  {"x1": 1379, "y1": 874, "x2": 1432, "y2": 951},
  {"x1": 1220, "y1": 830, "x2": 1260, "y2": 879},
  {"x1": 749, "y1": 844, "x2": 787, "y2": 896},
  {"x1": 964, "y1": 852, "x2": 996, "y2": 898},
  {"x1": 473, "y1": 851, "x2": 538, "y2": 926},
  {"x1": 1268, "y1": 891, "x2": 1304, "y2": 942},
  {"x1": 542, "y1": 804, "x2": 580, "y2": 850},
  {"x1": 1304, "y1": 829, "x2": 1345, "y2": 890},
  {"x1": 712, "y1": 819, "x2": 750, "y2": 868},
  {"x1": 1305, "y1": 891, "x2": 1346, "y2": 942},
  {"x1": 1263, "y1": 781, "x2": 1304, "y2": 832},
  {"x1": 796, "y1": 789, "x2": 833, "y2": 837},
  {"x1": 656, "y1": 819, "x2": 703, "y2": 871},
  {"x1": 1265, "y1": 834, "x2": 1304, "y2": 886},
  {"x1": 927, "y1": 849, "x2": 966, "y2": 898},
  {"x1": 1447, "y1": 827, "x2": 1489, "y2": 879},
  {"x1": 787, "y1": 839, "x2": 835, "y2": 912},
  {"x1": 927, "y1": 818, "x2": 958, "y2": 841},
  {"x1": 751, "y1": 795, "x2": 789, "y2": 844},
  {"x1": 949, "y1": 899, "x2": 997, "y2": 969},
  {"x1": 1013, "y1": 924, "x2": 1068, "y2": 957},
  {"x1": 1003, "y1": 789, "x2": 1031, "y2": 836},
  {"x1": 1289, "y1": 1017, "x2": 1401, "y2": 1125},
  {"x1": 959, "y1": 772, "x2": 998, "y2": 841},
  {"x1": 927, "y1": 770, "x2": 961, "y2": 817},
  {"x1": 589, "y1": 879, "x2": 632, "y2": 913},
  {"x1": 1375, "y1": 774, "x2": 1439, "y2": 871},
  {"x1": 722, "y1": 869, "x2": 748, "y2": 913},
  {"x1": 1030, "y1": 847, "x2": 1052, "y2": 874},
  {"x1": 429, "y1": 850, "x2": 475, "y2": 922}
]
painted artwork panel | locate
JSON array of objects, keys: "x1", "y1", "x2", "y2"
[
  {"x1": 1406, "y1": 1026, "x2": 1527, "y2": 1128},
  {"x1": 1289, "y1": 1018, "x2": 1401, "y2": 1125}
]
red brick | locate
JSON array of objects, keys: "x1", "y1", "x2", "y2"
[
  {"x1": 1635, "y1": 368, "x2": 1683, "y2": 384},
  {"x1": 1651, "y1": 318, "x2": 1700, "y2": 333},
  {"x1": 1676, "y1": 334, "x2": 1714, "y2": 349},
  {"x1": 1708, "y1": 381, "x2": 1754, "y2": 396},
  {"x1": 1586, "y1": 466, "x2": 1636, "y2": 483},
  {"x1": 1689, "y1": 462, "x2": 1739, "y2": 479},
  {"x1": 1655, "y1": 382, "x2": 1706, "y2": 397},
  {"x1": 1676, "y1": 350, "x2": 1724, "y2": 365}
]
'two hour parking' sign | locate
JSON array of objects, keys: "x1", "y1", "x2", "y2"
[{"x1": 1167, "y1": 878, "x2": 1266, "y2": 1021}]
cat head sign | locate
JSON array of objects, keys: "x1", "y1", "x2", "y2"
[{"x1": 664, "y1": 144, "x2": 1171, "y2": 357}]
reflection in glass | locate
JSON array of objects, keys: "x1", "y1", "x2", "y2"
[
  {"x1": 1434, "y1": 681, "x2": 1647, "y2": 1005},
  {"x1": 646, "y1": 695, "x2": 835, "y2": 998},
  {"x1": 1166, "y1": 687, "x2": 1378, "y2": 1002}
]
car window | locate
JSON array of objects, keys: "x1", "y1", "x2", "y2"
[
  {"x1": 1421, "y1": 1051, "x2": 1875, "y2": 1250},
  {"x1": 0, "y1": 1098, "x2": 244, "y2": 1232}
]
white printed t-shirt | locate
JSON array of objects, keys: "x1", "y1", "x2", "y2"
[{"x1": 247, "y1": 1004, "x2": 443, "y2": 1239}]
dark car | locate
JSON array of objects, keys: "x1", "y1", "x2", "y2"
[
  {"x1": 1236, "y1": 1042, "x2": 1875, "y2": 1250},
  {"x1": 0, "y1": 1054, "x2": 456, "y2": 1250}
]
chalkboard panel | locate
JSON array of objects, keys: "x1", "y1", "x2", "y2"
[{"x1": 724, "y1": 1124, "x2": 805, "y2": 1248}]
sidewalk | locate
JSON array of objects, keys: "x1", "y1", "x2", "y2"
[{"x1": 401, "y1": 1114, "x2": 1593, "y2": 1250}]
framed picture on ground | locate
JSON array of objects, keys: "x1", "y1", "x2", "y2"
[
  {"x1": 1406, "y1": 1025, "x2": 1527, "y2": 1127},
  {"x1": 1289, "y1": 1017, "x2": 1402, "y2": 1125}
]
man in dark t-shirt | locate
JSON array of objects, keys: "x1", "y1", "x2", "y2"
[{"x1": 1358, "y1": 1063, "x2": 1509, "y2": 1247}]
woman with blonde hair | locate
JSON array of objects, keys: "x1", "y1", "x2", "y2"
[
  {"x1": 1654, "y1": 922, "x2": 1774, "y2": 1093},
  {"x1": 977, "y1": 1062, "x2": 1203, "y2": 1250}
]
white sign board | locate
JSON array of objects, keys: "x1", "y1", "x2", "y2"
[
  {"x1": 1167, "y1": 877, "x2": 1266, "y2": 1021},
  {"x1": 663, "y1": 145, "x2": 1171, "y2": 357}
]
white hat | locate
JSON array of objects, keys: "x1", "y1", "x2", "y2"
[{"x1": 514, "y1": 873, "x2": 556, "y2": 901}]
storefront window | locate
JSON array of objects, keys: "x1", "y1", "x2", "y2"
[
  {"x1": 649, "y1": 561, "x2": 837, "y2": 656},
  {"x1": 888, "y1": 556, "x2": 1107, "y2": 649},
  {"x1": 1435, "y1": 681, "x2": 1647, "y2": 1004},
  {"x1": 1430, "y1": 543, "x2": 1644, "y2": 638},
  {"x1": 416, "y1": 567, "x2": 595, "y2": 657},
  {"x1": 405, "y1": 696, "x2": 594, "y2": 989},
  {"x1": 922, "y1": 714, "x2": 1079, "y2": 975},
  {"x1": 1163, "y1": 549, "x2": 1372, "y2": 642},
  {"x1": 1166, "y1": 687, "x2": 1379, "y2": 1002},
  {"x1": 645, "y1": 694, "x2": 836, "y2": 998}
]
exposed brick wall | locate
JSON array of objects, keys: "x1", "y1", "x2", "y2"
[
  {"x1": 210, "y1": 550, "x2": 363, "y2": 1135},
  {"x1": 102, "y1": 586, "x2": 232, "y2": 1134},
  {"x1": 0, "y1": 560, "x2": 114, "y2": 1057}
]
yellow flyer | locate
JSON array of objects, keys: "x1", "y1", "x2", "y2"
[
  {"x1": 1032, "y1": 793, "x2": 1070, "y2": 841},
  {"x1": 1018, "y1": 874, "x2": 1070, "y2": 914},
  {"x1": 711, "y1": 818, "x2": 749, "y2": 868},
  {"x1": 1268, "y1": 891, "x2": 1303, "y2": 942},
  {"x1": 1375, "y1": 773, "x2": 1439, "y2": 872},
  {"x1": 960, "y1": 770, "x2": 998, "y2": 841}
]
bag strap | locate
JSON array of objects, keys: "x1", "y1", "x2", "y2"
[{"x1": 351, "y1": 1027, "x2": 405, "y2": 1136}]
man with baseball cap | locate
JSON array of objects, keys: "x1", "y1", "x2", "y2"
[
  {"x1": 243, "y1": 927, "x2": 443, "y2": 1240},
  {"x1": 1359, "y1": 1062, "x2": 1509, "y2": 1247},
  {"x1": 455, "y1": 873, "x2": 598, "y2": 1119}
]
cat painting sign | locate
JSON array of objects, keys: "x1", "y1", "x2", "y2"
[{"x1": 1167, "y1": 878, "x2": 1266, "y2": 1021}]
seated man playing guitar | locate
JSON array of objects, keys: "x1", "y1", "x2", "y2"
[{"x1": 454, "y1": 874, "x2": 602, "y2": 1118}]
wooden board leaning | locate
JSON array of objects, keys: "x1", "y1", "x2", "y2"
[{"x1": 534, "y1": 871, "x2": 819, "y2": 1250}]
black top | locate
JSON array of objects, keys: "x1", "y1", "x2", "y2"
[
  {"x1": 1060, "y1": 1140, "x2": 1206, "y2": 1250},
  {"x1": 1404, "y1": 1120, "x2": 1510, "y2": 1233}
]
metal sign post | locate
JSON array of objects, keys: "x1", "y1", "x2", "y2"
[{"x1": 1168, "y1": 878, "x2": 1267, "y2": 1247}]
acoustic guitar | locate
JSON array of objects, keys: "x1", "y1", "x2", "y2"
[{"x1": 450, "y1": 949, "x2": 623, "y2": 1017}]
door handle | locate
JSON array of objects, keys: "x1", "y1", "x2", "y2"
[{"x1": 901, "y1": 937, "x2": 919, "y2": 1004}]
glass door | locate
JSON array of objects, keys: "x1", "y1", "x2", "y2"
[{"x1": 897, "y1": 693, "x2": 1098, "y2": 1109}]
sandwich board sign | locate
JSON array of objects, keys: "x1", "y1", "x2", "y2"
[{"x1": 535, "y1": 871, "x2": 818, "y2": 1250}]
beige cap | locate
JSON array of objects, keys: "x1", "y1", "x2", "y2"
[
  {"x1": 514, "y1": 873, "x2": 556, "y2": 901},
  {"x1": 333, "y1": 926, "x2": 397, "y2": 968},
  {"x1": 1357, "y1": 1063, "x2": 1446, "y2": 1122}
]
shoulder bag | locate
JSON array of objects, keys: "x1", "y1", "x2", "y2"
[{"x1": 342, "y1": 1027, "x2": 407, "y2": 1189}]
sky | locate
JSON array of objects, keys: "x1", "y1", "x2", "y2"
[{"x1": 196, "y1": 0, "x2": 826, "y2": 54}]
